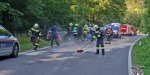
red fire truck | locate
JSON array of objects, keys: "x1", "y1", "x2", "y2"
[
  {"x1": 131, "y1": 25, "x2": 137, "y2": 36},
  {"x1": 120, "y1": 24, "x2": 137, "y2": 36},
  {"x1": 120, "y1": 24, "x2": 128, "y2": 35}
]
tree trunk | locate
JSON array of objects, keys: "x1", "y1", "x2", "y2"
[
  {"x1": 43, "y1": 21, "x2": 46, "y2": 30},
  {"x1": 92, "y1": 15, "x2": 95, "y2": 23}
]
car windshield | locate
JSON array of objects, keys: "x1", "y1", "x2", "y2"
[{"x1": 0, "y1": 27, "x2": 8, "y2": 36}]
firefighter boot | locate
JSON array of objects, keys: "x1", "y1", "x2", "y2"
[
  {"x1": 34, "y1": 45, "x2": 38, "y2": 51},
  {"x1": 101, "y1": 49, "x2": 105, "y2": 55},
  {"x1": 95, "y1": 49, "x2": 99, "y2": 54},
  {"x1": 33, "y1": 46, "x2": 37, "y2": 50}
]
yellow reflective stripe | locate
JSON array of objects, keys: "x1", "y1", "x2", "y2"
[
  {"x1": 95, "y1": 30, "x2": 99, "y2": 33},
  {"x1": 39, "y1": 32, "x2": 42, "y2": 36},
  {"x1": 28, "y1": 30, "x2": 31, "y2": 34},
  {"x1": 35, "y1": 43, "x2": 38, "y2": 45},
  {"x1": 101, "y1": 47, "x2": 104, "y2": 49},
  {"x1": 95, "y1": 31, "x2": 99, "y2": 33},
  {"x1": 96, "y1": 47, "x2": 99, "y2": 49},
  {"x1": 93, "y1": 36, "x2": 96, "y2": 38},
  {"x1": 84, "y1": 31, "x2": 87, "y2": 34},
  {"x1": 31, "y1": 28, "x2": 40, "y2": 32},
  {"x1": 98, "y1": 35, "x2": 100, "y2": 37}
]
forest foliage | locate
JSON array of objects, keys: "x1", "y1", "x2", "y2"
[{"x1": 0, "y1": 0, "x2": 148, "y2": 33}]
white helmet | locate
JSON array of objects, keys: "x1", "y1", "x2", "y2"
[
  {"x1": 84, "y1": 25, "x2": 88, "y2": 27},
  {"x1": 34, "y1": 23, "x2": 39, "y2": 28},
  {"x1": 94, "y1": 25, "x2": 98, "y2": 28},
  {"x1": 69, "y1": 23, "x2": 73, "y2": 26}
]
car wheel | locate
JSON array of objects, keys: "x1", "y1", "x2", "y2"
[{"x1": 11, "y1": 44, "x2": 19, "y2": 58}]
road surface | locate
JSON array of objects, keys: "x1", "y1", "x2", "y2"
[{"x1": 0, "y1": 35, "x2": 145, "y2": 75}]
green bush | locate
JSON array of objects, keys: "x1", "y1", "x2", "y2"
[{"x1": 133, "y1": 36, "x2": 150, "y2": 75}]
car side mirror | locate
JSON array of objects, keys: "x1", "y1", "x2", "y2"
[{"x1": 8, "y1": 34, "x2": 11, "y2": 37}]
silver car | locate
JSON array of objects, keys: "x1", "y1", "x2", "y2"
[{"x1": 0, "y1": 25, "x2": 20, "y2": 58}]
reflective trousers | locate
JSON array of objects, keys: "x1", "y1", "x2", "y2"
[{"x1": 96, "y1": 38, "x2": 105, "y2": 54}]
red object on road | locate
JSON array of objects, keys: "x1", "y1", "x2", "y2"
[
  {"x1": 76, "y1": 50, "x2": 84, "y2": 53},
  {"x1": 76, "y1": 41, "x2": 91, "y2": 53},
  {"x1": 120, "y1": 24, "x2": 127, "y2": 35},
  {"x1": 57, "y1": 38, "x2": 61, "y2": 44}
]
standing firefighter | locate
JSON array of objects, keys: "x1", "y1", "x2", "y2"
[
  {"x1": 82, "y1": 25, "x2": 88, "y2": 41},
  {"x1": 91, "y1": 25, "x2": 105, "y2": 55},
  {"x1": 73, "y1": 23, "x2": 78, "y2": 41},
  {"x1": 28, "y1": 23, "x2": 41, "y2": 50},
  {"x1": 105, "y1": 26, "x2": 113, "y2": 44},
  {"x1": 68, "y1": 23, "x2": 73, "y2": 39}
]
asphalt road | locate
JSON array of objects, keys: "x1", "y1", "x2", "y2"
[{"x1": 0, "y1": 35, "x2": 145, "y2": 75}]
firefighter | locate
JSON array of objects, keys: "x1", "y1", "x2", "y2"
[
  {"x1": 68, "y1": 23, "x2": 74, "y2": 40},
  {"x1": 91, "y1": 25, "x2": 105, "y2": 55},
  {"x1": 105, "y1": 26, "x2": 113, "y2": 44},
  {"x1": 93, "y1": 25, "x2": 98, "y2": 33},
  {"x1": 73, "y1": 23, "x2": 78, "y2": 41},
  {"x1": 28, "y1": 23, "x2": 41, "y2": 50},
  {"x1": 82, "y1": 25, "x2": 88, "y2": 41}
]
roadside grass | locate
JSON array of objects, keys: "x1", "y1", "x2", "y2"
[
  {"x1": 133, "y1": 36, "x2": 150, "y2": 74},
  {"x1": 15, "y1": 34, "x2": 50, "y2": 52}
]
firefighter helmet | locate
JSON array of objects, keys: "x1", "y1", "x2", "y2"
[
  {"x1": 84, "y1": 25, "x2": 88, "y2": 27},
  {"x1": 69, "y1": 23, "x2": 73, "y2": 26},
  {"x1": 94, "y1": 25, "x2": 98, "y2": 28},
  {"x1": 75, "y1": 23, "x2": 78, "y2": 26},
  {"x1": 34, "y1": 23, "x2": 39, "y2": 28}
]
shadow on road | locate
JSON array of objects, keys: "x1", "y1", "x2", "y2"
[{"x1": 0, "y1": 56, "x2": 12, "y2": 61}]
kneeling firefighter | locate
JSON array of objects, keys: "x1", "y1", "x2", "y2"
[
  {"x1": 91, "y1": 25, "x2": 105, "y2": 55},
  {"x1": 28, "y1": 23, "x2": 41, "y2": 50}
]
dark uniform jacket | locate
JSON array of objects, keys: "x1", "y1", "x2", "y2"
[
  {"x1": 29, "y1": 27, "x2": 41, "y2": 37},
  {"x1": 93, "y1": 28, "x2": 104, "y2": 39}
]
